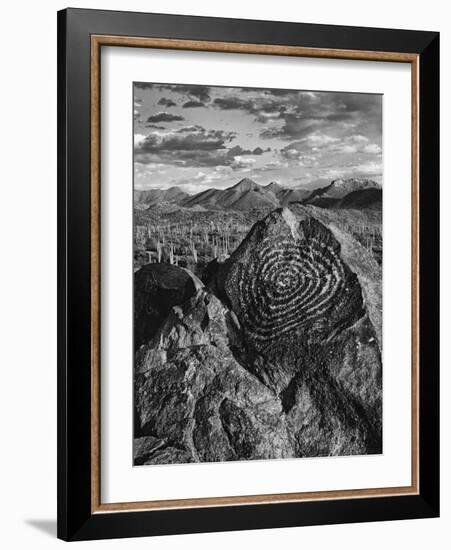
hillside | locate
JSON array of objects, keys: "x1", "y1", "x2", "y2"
[
  {"x1": 334, "y1": 187, "x2": 382, "y2": 209},
  {"x1": 304, "y1": 178, "x2": 381, "y2": 207},
  {"x1": 180, "y1": 178, "x2": 312, "y2": 211},
  {"x1": 135, "y1": 177, "x2": 382, "y2": 213},
  {"x1": 134, "y1": 186, "x2": 190, "y2": 209}
]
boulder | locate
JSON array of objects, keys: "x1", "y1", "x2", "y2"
[
  {"x1": 134, "y1": 207, "x2": 383, "y2": 462},
  {"x1": 134, "y1": 436, "x2": 194, "y2": 465},
  {"x1": 134, "y1": 263, "x2": 202, "y2": 351},
  {"x1": 135, "y1": 289, "x2": 293, "y2": 463},
  {"x1": 210, "y1": 206, "x2": 382, "y2": 455}
]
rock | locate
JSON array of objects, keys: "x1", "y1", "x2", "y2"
[
  {"x1": 135, "y1": 289, "x2": 293, "y2": 462},
  {"x1": 210, "y1": 206, "x2": 382, "y2": 456},
  {"x1": 135, "y1": 207, "x2": 382, "y2": 462},
  {"x1": 134, "y1": 263, "x2": 203, "y2": 351},
  {"x1": 134, "y1": 436, "x2": 194, "y2": 465},
  {"x1": 134, "y1": 435, "x2": 167, "y2": 464}
]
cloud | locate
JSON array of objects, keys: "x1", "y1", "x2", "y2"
[
  {"x1": 261, "y1": 115, "x2": 323, "y2": 139},
  {"x1": 146, "y1": 112, "x2": 185, "y2": 123},
  {"x1": 259, "y1": 93, "x2": 382, "y2": 140},
  {"x1": 347, "y1": 134, "x2": 368, "y2": 143},
  {"x1": 280, "y1": 133, "x2": 338, "y2": 159},
  {"x1": 134, "y1": 134, "x2": 146, "y2": 146},
  {"x1": 213, "y1": 97, "x2": 252, "y2": 110},
  {"x1": 135, "y1": 125, "x2": 269, "y2": 170},
  {"x1": 256, "y1": 160, "x2": 289, "y2": 172},
  {"x1": 231, "y1": 156, "x2": 257, "y2": 169},
  {"x1": 363, "y1": 143, "x2": 382, "y2": 154},
  {"x1": 145, "y1": 124, "x2": 167, "y2": 130},
  {"x1": 135, "y1": 125, "x2": 243, "y2": 168},
  {"x1": 182, "y1": 100, "x2": 206, "y2": 108},
  {"x1": 352, "y1": 160, "x2": 383, "y2": 176},
  {"x1": 177, "y1": 125, "x2": 205, "y2": 133},
  {"x1": 171, "y1": 166, "x2": 235, "y2": 191},
  {"x1": 157, "y1": 84, "x2": 211, "y2": 103},
  {"x1": 134, "y1": 82, "x2": 154, "y2": 90},
  {"x1": 138, "y1": 127, "x2": 233, "y2": 153},
  {"x1": 227, "y1": 145, "x2": 270, "y2": 156},
  {"x1": 134, "y1": 85, "x2": 382, "y2": 187},
  {"x1": 280, "y1": 132, "x2": 381, "y2": 160},
  {"x1": 158, "y1": 97, "x2": 177, "y2": 107}
]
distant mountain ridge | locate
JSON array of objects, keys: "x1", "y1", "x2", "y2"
[
  {"x1": 135, "y1": 177, "x2": 381, "y2": 212},
  {"x1": 304, "y1": 178, "x2": 381, "y2": 207},
  {"x1": 134, "y1": 186, "x2": 190, "y2": 209},
  {"x1": 334, "y1": 187, "x2": 382, "y2": 209}
]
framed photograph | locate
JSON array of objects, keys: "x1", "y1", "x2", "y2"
[{"x1": 57, "y1": 8, "x2": 439, "y2": 541}]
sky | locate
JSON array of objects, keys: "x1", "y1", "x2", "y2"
[{"x1": 134, "y1": 82, "x2": 382, "y2": 193}]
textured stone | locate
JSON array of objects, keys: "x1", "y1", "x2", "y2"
[
  {"x1": 135, "y1": 207, "x2": 382, "y2": 463},
  {"x1": 210, "y1": 207, "x2": 382, "y2": 456},
  {"x1": 134, "y1": 263, "x2": 203, "y2": 351},
  {"x1": 135, "y1": 289, "x2": 293, "y2": 463}
]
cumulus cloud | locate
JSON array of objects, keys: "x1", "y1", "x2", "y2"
[
  {"x1": 145, "y1": 124, "x2": 167, "y2": 130},
  {"x1": 183, "y1": 100, "x2": 206, "y2": 108},
  {"x1": 134, "y1": 133, "x2": 146, "y2": 146},
  {"x1": 280, "y1": 132, "x2": 381, "y2": 160},
  {"x1": 135, "y1": 125, "x2": 247, "y2": 168},
  {"x1": 227, "y1": 145, "x2": 270, "y2": 156},
  {"x1": 156, "y1": 84, "x2": 211, "y2": 103},
  {"x1": 157, "y1": 97, "x2": 177, "y2": 108},
  {"x1": 133, "y1": 83, "x2": 382, "y2": 189},
  {"x1": 363, "y1": 143, "x2": 382, "y2": 154},
  {"x1": 134, "y1": 124, "x2": 271, "y2": 170},
  {"x1": 259, "y1": 93, "x2": 382, "y2": 140},
  {"x1": 231, "y1": 156, "x2": 257, "y2": 169},
  {"x1": 138, "y1": 127, "x2": 234, "y2": 153},
  {"x1": 352, "y1": 160, "x2": 383, "y2": 176},
  {"x1": 146, "y1": 112, "x2": 184, "y2": 123}
]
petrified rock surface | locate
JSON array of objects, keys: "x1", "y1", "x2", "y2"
[
  {"x1": 134, "y1": 436, "x2": 194, "y2": 465},
  {"x1": 135, "y1": 289, "x2": 293, "y2": 462},
  {"x1": 134, "y1": 207, "x2": 382, "y2": 463},
  {"x1": 134, "y1": 263, "x2": 202, "y2": 351},
  {"x1": 209, "y1": 206, "x2": 382, "y2": 456}
]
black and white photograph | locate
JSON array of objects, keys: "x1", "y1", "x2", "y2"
[{"x1": 133, "y1": 82, "x2": 383, "y2": 466}]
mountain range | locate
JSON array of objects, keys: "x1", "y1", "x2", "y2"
[
  {"x1": 134, "y1": 186, "x2": 190, "y2": 209},
  {"x1": 135, "y1": 177, "x2": 381, "y2": 212}
]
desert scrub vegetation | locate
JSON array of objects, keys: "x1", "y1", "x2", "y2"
[
  {"x1": 134, "y1": 206, "x2": 383, "y2": 275},
  {"x1": 133, "y1": 210, "x2": 261, "y2": 276}
]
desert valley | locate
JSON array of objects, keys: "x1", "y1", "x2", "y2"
[{"x1": 134, "y1": 176, "x2": 382, "y2": 277}]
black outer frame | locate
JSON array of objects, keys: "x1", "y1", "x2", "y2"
[{"x1": 57, "y1": 8, "x2": 439, "y2": 542}]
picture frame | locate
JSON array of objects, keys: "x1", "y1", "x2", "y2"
[{"x1": 57, "y1": 7, "x2": 439, "y2": 541}]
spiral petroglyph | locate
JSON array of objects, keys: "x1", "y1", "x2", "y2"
[
  {"x1": 135, "y1": 207, "x2": 383, "y2": 463},
  {"x1": 222, "y1": 209, "x2": 364, "y2": 349}
]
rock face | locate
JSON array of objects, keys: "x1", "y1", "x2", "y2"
[
  {"x1": 210, "y1": 207, "x2": 382, "y2": 456},
  {"x1": 134, "y1": 207, "x2": 382, "y2": 464},
  {"x1": 135, "y1": 289, "x2": 293, "y2": 463},
  {"x1": 134, "y1": 264, "x2": 202, "y2": 351}
]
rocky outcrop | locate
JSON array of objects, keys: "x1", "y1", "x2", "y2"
[
  {"x1": 135, "y1": 289, "x2": 293, "y2": 463},
  {"x1": 134, "y1": 264, "x2": 202, "y2": 351},
  {"x1": 210, "y1": 207, "x2": 382, "y2": 455},
  {"x1": 134, "y1": 207, "x2": 382, "y2": 464}
]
